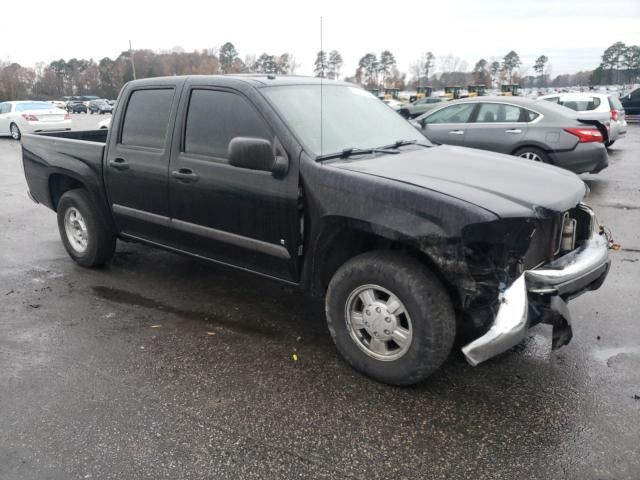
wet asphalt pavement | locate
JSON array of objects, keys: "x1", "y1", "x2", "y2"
[{"x1": 1, "y1": 115, "x2": 639, "y2": 479}]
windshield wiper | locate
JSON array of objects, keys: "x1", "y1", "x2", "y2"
[
  {"x1": 378, "y1": 139, "x2": 431, "y2": 149},
  {"x1": 316, "y1": 147, "x2": 400, "y2": 162}
]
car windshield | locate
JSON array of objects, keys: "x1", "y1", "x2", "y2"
[
  {"x1": 15, "y1": 102, "x2": 54, "y2": 112},
  {"x1": 262, "y1": 84, "x2": 429, "y2": 157}
]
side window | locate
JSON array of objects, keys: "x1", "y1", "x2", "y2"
[
  {"x1": 544, "y1": 97, "x2": 559, "y2": 103},
  {"x1": 424, "y1": 103, "x2": 476, "y2": 124},
  {"x1": 184, "y1": 89, "x2": 271, "y2": 159},
  {"x1": 631, "y1": 90, "x2": 640, "y2": 101},
  {"x1": 121, "y1": 89, "x2": 174, "y2": 149},
  {"x1": 476, "y1": 103, "x2": 523, "y2": 122},
  {"x1": 0, "y1": 103, "x2": 11, "y2": 114},
  {"x1": 559, "y1": 98, "x2": 600, "y2": 111},
  {"x1": 525, "y1": 109, "x2": 540, "y2": 122}
]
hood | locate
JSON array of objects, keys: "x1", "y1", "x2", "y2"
[{"x1": 332, "y1": 145, "x2": 587, "y2": 218}]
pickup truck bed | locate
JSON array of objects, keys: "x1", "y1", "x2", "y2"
[{"x1": 22, "y1": 129, "x2": 108, "y2": 211}]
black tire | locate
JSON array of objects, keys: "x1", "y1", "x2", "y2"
[
  {"x1": 56, "y1": 189, "x2": 116, "y2": 267},
  {"x1": 513, "y1": 146, "x2": 550, "y2": 164},
  {"x1": 9, "y1": 123, "x2": 21, "y2": 140},
  {"x1": 605, "y1": 140, "x2": 615, "y2": 147},
  {"x1": 326, "y1": 250, "x2": 455, "y2": 386}
]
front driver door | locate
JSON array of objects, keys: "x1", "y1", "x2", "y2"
[
  {"x1": 420, "y1": 102, "x2": 478, "y2": 146},
  {"x1": 167, "y1": 85, "x2": 300, "y2": 282}
]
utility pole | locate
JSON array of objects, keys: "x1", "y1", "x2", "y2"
[{"x1": 129, "y1": 40, "x2": 137, "y2": 80}]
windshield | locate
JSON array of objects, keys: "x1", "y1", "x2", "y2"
[
  {"x1": 262, "y1": 84, "x2": 428, "y2": 156},
  {"x1": 16, "y1": 102, "x2": 54, "y2": 112}
]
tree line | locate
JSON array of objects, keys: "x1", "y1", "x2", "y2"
[{"x1": 0, "y1": 41, "x2": 638, "y2": 102}]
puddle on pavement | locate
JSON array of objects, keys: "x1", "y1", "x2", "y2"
[
  {"x1": 91, "y1": 285, "x2": 278, "y2": 339},
  {"x1": 591, "y1": 346, "x2": 640, "y2": 366}
]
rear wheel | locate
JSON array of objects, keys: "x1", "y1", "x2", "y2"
[
  {"x1": 57, "y1": 189, "x2": 116, "y2": 267},
  {"x1": 9, "y1": 123, "x2": 21, "y2": 140},
  {"x1": 326, "y1": 250, "x2": 456, "y2": 386},
  {"x1": 514, "y1": 146, "x2": 550, "y2": 164}
]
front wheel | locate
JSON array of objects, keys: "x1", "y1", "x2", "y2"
[
  {"x1": 57, "y1": 189, "x2": 116, "y2": 267},
  {"x1": 10, "y1": 123, "x2": 21, "y2": 140},
  {"x1": 326, "y1": 251, "x2": 456, "y2": 386}
]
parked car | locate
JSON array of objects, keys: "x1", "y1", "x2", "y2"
[
  {"x1": 49, "y1": 100, "x2": 67, "y2": 110},
  {"x1": 0, "y1": 101, "x2": 71, "y2": 140},
  {"x1": 89, "y1": 99, "x2": 114, "y2": 114},
  {"x1": 382, "y1": 98, "x2": 406, "y2": 111},
  {"x1": 398, "y1": 97, "x2": 447, "y2": 118},
  {"x1": 413, "y1": 96, "x2": 609, "y2": 174},
  {"x1": 620, "y1": 87, "x2": 640, "y2": 121},
  {"x1": 21, "y1": 75, "x2": 611, "y2": 386},
  {"x1": 67, "y1": 100, "x2": 88, "y2": 114},
  {"x1": 538, "y1": 93, "x2": 627, "y2": 147},
  {"x1": 98, "y1": 117, "x2": 111, "y2": 129}
]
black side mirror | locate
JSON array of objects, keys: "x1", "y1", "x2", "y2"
[{"x1": 228, "y1": 137, "x2": 288, "y2": 174}]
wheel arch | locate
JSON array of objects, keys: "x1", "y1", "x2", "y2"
[
  {"x1": 49, "y1": 173, "x2": 87, "y2": 211},
  {"x1": 305, "y1": 216, "x2": 460, "y2": 306}
]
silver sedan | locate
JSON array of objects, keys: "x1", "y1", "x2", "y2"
[{"x1": 413, "y1": 96, "x2": 609, "y2": 174}]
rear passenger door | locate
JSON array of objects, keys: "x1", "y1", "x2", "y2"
[
  {"x1": 104, "y1": 79, "x2": 184, "y2": 243},
  {"x1": 420, "y1": 102, "x2": 477, "y2": 146},
  {"x1": 464, "y1": 102, "x2": 530, "y2": 154},
  {"x1": 167, "y1": 84, "x2": 300, "y2": 282}
]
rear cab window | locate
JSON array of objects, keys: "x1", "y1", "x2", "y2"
[{"x1": 120, "y1": 88, "x2": 175, "y2": 149}]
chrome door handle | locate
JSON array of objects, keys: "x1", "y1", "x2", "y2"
[
  {"x1": 506, "y1": 129, "x2": 522, "y2": 134},
  {"x1": 449, "y1": 130, "x2": 464, "y2": 135}
]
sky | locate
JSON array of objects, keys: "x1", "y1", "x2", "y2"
[{"x1": 2, "y1": 0, "x2": 639, "y2": 77}]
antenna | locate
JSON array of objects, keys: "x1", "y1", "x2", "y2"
[
  {"x1": 320, "y1": 16, "x2": 323, "y2": 157},
  {"x1": 129, "y1": 40, "x2": 137, "y2": 80}
]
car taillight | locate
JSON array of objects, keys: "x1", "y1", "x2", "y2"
[
  {"x1": 64, "y1": 113, "x2": 70, "y2": 120},
  {"x1": 610, "y1": 109, "x2": 618, "y2": 121},
  {"x1": 564, "y1": 127, "x2": 603, "y2": 143},
  {"x1": 22, "y1": 114, "x2": 39, "y2": 121}
]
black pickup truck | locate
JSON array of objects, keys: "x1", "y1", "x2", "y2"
[{"x1": 21, "y1": 75, "x2": 611, "y2": 385}]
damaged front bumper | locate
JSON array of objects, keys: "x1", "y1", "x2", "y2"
[{"x1": 462, "y1": 213, "x2": 611, "y2": 366}]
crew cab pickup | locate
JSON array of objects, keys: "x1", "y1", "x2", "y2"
[{"x1": 21, "y1": 75, "x2": 611, "y2": 385}]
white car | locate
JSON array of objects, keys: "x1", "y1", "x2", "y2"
[
  {"x1": 98, "y1": 117, "x2": 111, "y2": 129},
  {"x1": 49, "y1": 100, "x2": 67, "y2": 110},
  {"x1": 0, "y1": 101, "x2": 71, "y2": 140},
  {"x1": 538, "y1": 93, "x2": 627, "y2": 146},
  {"x1": 382, "y1": 98, "x2": 406, "y2": 111}
]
